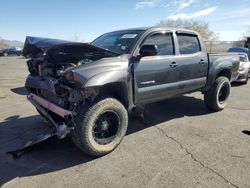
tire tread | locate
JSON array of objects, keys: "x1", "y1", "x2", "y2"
[{"x1": 71, "y1": 98, "x2": 128, "y2": 156}]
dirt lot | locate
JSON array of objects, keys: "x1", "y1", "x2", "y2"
[{"x1": 0, "y1": 56, "x2": 250, "y2": 188}]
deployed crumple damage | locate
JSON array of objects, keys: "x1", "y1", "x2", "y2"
[
  {"x1": 22, "y1": 36, "x2": 121, "y2": 59},
  {"x1": 23, "y1": 37, "x2": 127, "y2": 122},
  {"x1": 24, "y1": 37, "x2": 128, "y2": 90},
  {"x1": 22, "y1": 36, "x2": 71, "y2": 57},
  {"x1": 45, "y1": 42, "x2": 121, "y2": 63},
  {"x1": 23, "y1": 36, "x2": 123, "y2": 82},
  {"x1": 7, "y1": 37, "x2": 126, "y2": 158}
]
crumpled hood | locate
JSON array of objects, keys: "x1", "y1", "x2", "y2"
[
  {"x1": 22, "y1": 36, "x2": 121, "y2": 60},
  {"x1": 22, "y1": 36, "x2": 70, "y2": 57}
]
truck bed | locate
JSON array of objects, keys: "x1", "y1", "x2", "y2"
[{"x1": 208, "y1": 53, "x2": 240, "y2": 82}]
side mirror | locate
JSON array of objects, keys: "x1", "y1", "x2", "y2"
[{"x1": 139, "y1": 45, "x2": 158, "y2": 57}]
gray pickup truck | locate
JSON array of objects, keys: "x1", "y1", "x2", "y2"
[{"x1": 22, "y1": 27, "x2": 239, "y2": 156}]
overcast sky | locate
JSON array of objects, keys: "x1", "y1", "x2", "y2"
[{"x1": 0, "y1": 0, "x2": 249, "y2": 42}]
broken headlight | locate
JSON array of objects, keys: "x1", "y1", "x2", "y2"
[{"x1": 63, "y1": 71, "x2": 86, "y2": 88}]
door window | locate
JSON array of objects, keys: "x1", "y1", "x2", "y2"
[
  {"x1": 177, "y1": 34, "x2": 201, "y2": 54},
  {"x1": 143, "y1": 33, "x2": 174, "y2": 56}
]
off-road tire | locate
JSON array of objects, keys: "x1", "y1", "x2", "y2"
[
  {"x1": 71, "y1": 98, "x2": 128, "y2": 157},
  {"x1": 204, "y1": 76, "x2": 231, "y2": 111}
]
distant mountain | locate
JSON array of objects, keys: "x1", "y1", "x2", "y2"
[
  {"x1": 0, "y1": 39, "x2": 24, "y2": 47},
  {"x1": 0, "y1": 38, "x2": 24, "y2": 49}
]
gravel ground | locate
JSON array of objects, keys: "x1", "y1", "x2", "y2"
[{"x1": 0, "y1": 56, "x2": 250, "y2": 188}]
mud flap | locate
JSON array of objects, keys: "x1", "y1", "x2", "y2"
[{"x1": 6, "y1": 133, "x2": 56, "y2": 158}]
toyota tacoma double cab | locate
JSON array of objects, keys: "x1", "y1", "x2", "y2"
[{"x1": 22, "y1": 27, "x2": 239, "y2": 156}]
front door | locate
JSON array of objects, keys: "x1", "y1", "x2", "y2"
[{"x1": 134, "y1": 32, "x2": 179, "y2": 104}]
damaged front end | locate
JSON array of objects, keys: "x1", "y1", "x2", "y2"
[
  {"x1": 25, "y1": 74, "x2": 98, "y2": 138},
  {"x1": 7, "y1": 36, "x2": 120, "y2": 157}
]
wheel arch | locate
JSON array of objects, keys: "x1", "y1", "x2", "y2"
[
  {"x1": 84, "y1": 70, "x2": 133, "y2": 110},
  {"x1": 216, "y1": 68, "x2": 231, "y2": 80},
  {"x1": 203, "y1": 67, "x2": 232, "y2": 92},
  {"x1": 97, "y1": 82, "x2": 130, "y2": 109}
]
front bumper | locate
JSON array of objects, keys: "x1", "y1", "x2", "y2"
[
  {"x1": 28, "y1": 93, "x2": 73, "y2": 118},
  {"x1": 28, "y1": 93, "x2": 74, "y2": 140}
]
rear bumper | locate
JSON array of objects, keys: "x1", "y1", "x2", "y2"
[{"x1": 27, "y1": 93, "x2": 73, "y2": 118}]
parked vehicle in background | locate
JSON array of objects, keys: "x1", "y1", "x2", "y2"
[
  {"x1": 245, "y1": 37, "x2": 250, "y2": 52},
  {"x1": 22, "y1": 27, "x2": 240, "y2": 156},
  {"x1": 233, "y1": 53, "x2": 250, "y2": 84},
  {"x1": 0, "y1": 49, "x2": 3, "y2": 56},
  {"x1": 228, "y1": 47, "x2": 250, "y2": 58},
  {"x1": 1, "y1": 47, "x2": 22, "y2": 56}
]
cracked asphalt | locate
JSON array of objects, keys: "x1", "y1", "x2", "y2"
[{"x1": 0, "y1": 56, "x2": 250, "y2": 188}]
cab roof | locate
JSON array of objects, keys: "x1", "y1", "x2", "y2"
[{"x1": 112, "y1": 27, "x2": 199, "y2": 36}]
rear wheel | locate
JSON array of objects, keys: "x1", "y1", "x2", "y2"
[
  {"x1": 71, "y1": 98, "x2": 128, "y2": 157},
  {"x1": 3, "y1": 52, "x2": 8, "y2": 56},
  {"x1": 204, "y1": 76, "x2": 231, "y2": 111}
]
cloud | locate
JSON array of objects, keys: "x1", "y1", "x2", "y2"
[
  {"x1": 167, "y1": 7, "x2": 217, "y2": 20},
  {"x1": 135, "y1": 0, "x2": 196, "y2": 10},
  {"x1": 135, "y1": 0, "x2": 156, "y2": 9},
  {"x1": 161, "y1": 0, "x2": 196, "y2": 9},
  {"x1": 178, "y1": 0, "x2": 195, "y2": 9},
  {"x1": 217, "y1": 30, "x2": 244, "y2": 41},
  {"x1": 211, "y1": 8, "x2": 250, "y2": 21}
]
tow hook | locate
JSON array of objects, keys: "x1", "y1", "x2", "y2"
[{"x1": 57, "y1": 123, "x2": 74, "y2": 139}]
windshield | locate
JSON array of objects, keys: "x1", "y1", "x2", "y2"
[{"x1": 91, "y1": 30, "x2": 143, "y2": 54}]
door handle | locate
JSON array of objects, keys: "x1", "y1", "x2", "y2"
[
  {"x1": 199, "y1": 59, "x2": 205, "y2": 65},
  {"x1": 170, "y1": 62, "x2": 178, "y2": 68}
]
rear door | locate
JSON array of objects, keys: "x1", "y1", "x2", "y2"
[{"x1": 174, "y1": 33, "x2": 208, "y2": 93}]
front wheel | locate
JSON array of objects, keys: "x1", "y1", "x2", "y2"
[
  {"x1": 204, "y1": 76, "x2": 231, "y2": 111},
  {"x1": 71, "y1": 98, "x2": 128, "y2": 157}
]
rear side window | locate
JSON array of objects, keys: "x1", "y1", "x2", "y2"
[
  {"x1": 177, "y1": 34, "x2": 201, "y2": 54},
  {"x1": 143, "y1": 33, "x2": 174, "y2": 56}
]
